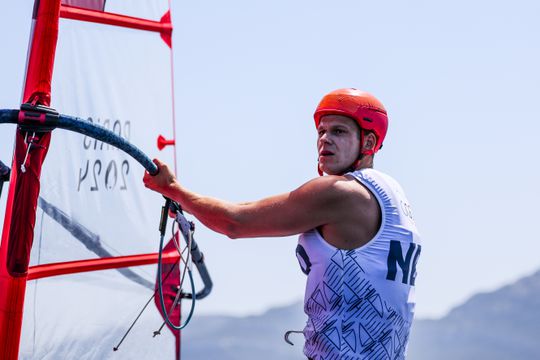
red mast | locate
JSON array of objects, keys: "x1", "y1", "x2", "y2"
[{"x1": 0, "y1": 0, "x2": 60, "y2": 358}]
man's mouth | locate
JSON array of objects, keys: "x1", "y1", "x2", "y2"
[{"x1": 319, "y1": 150, "x2": 334, "y2": 157}]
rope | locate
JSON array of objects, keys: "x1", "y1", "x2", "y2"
[{"x1": 155, "y1": 211, "x2": 196, "y2": 331}]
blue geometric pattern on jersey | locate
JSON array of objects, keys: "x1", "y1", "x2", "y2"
[{"x1": 303, "y1": 249, "x2": 411, "y2": 360}]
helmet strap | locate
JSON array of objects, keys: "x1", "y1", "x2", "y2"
[{"x1": 351, "y1": 130, "x2": 375, "y2": 172}]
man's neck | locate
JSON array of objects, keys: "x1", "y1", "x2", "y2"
[{"x1": 355, "y1": 155, "x2": 374, "y2": 170}]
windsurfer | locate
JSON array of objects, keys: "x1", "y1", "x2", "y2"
[{"x1": 143, "y1": 88, "x2": 421, "y2": 359}]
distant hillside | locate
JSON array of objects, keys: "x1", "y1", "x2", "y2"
[
  {"x1": 182, "y1": 303, "x2": 307, "y2": 360},
  {"x1": 408, "y1": 269, "x2": 540, "y2": 359},
  {"x1": 182, "y1": 270, "x2": 540, "y2": 359}
]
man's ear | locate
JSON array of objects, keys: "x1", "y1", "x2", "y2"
[{"x1": 363, "y1": 132, "x2": 377, "y2": 152}]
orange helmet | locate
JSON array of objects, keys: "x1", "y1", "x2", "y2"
[{"x1": 314, "y1": 88, "x2": 388, "y2": 155}]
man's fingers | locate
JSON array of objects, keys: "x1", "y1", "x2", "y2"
[
  {"x1": 152, "y1": 158, "x2": 171, "y2": 176},
  {"x1": 153, "y1": 158, "x2": 165, "y2": 167}
]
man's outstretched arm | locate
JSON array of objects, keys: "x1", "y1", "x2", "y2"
[{"x1": 143, "y1": 159, "x2": 367, "y2": 239}]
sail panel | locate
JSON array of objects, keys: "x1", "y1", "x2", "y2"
[
  {"x1": 61, "y1": 0, "x2": 105, "y2": 11},
  {"x1": 20, "y1": 267, "x2": 176, "y2": 359},
  {"x1": 106, "y1": 0, "x2": 169, "y2": 22},
  {"x1": 32, "y1": 16, "x2": 174, "y2": 265}
]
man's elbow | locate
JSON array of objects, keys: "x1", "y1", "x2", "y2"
[
  {"x1": 213, "y1": 206, "x2": 253, "y2": 239},
  {"x1": 221, "y1": 213, "x2": 248, "y2": 239},
  {"x1": 222, "y1": 222, "x2": 241, "y2": 239}
]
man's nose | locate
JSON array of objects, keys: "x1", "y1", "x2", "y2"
[{"x1": 319, "y1": 133, "x2": 332, "y2": 144}]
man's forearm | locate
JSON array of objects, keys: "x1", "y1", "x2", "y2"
[{"x1": 168, "y1": 181, "x2": 241, "y2": 238}]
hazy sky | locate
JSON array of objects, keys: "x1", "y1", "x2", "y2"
[{"x1": 2, "y1": 0, "x2": 540, "y2": 320}]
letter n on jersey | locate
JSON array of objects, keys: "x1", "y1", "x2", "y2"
[{"x1": 386, "y1": 240, "x2": 421, "y2": 285}]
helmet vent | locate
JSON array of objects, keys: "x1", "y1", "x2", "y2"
[{"x1": 363, "y1": 117, "x2": 373, "y2": 122}]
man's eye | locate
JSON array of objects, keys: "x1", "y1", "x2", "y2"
[{"x1": 334, "y1": 129, "x2": 345, "y2": 135}]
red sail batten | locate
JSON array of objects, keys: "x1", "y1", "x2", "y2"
[
  {"x1": 60, "y1": 5, "x2": 172, "y2": 47},
  {"x1": 28, "y1": 249, "x2": 180, "y2": 280}
]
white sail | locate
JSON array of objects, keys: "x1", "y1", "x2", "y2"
[{"x1": 18, "y1": 1, "x2": 179, "y2": 358}]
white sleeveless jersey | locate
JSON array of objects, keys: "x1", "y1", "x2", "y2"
[{"x1": 296, "y1": 168, "x2": 421, "y2": 360}]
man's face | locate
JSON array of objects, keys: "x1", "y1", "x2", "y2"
[{"x1": 317, "y1": 114, "x2": 361, "y2": 175}]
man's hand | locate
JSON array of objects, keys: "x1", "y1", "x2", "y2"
[{"x1": 142, "y1": 158, "x2": 177, "y2": 198}]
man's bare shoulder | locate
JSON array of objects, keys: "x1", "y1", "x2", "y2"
[
  {"x1": 300, "y1": 174, "x2": 381, "y2": 249},
  {"x1": 301, "y1": 174, "x2": 371, "y2": 196},
  {"x1": 294, "y1": 175, "x2": 374, "y2": 208}
]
